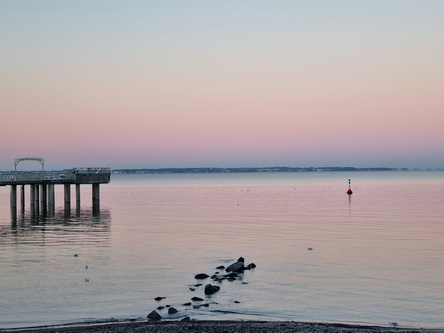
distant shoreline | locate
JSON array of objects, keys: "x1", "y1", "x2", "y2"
[{"x1": 112, "y1": 166, "x2": 414, "y2": 174}]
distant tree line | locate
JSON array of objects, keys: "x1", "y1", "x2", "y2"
[{"x1": 112, "y1": 166, "x2": 399, "y2": 174}]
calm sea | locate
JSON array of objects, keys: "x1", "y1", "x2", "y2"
[{"x1": 1, "y1": 171, "x2": 443, "y2": 329}]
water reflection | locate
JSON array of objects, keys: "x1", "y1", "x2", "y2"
[
  {"x1": 348, "y1": 191, "x2": 352, "y2": 223},
  {"x1": 4, "y1": 208, "x2": 111, "y2": 246}
]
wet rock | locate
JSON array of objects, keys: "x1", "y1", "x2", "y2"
[
  {"x1": 154, "y1": 296, "x2": 166, "y2": 301},
  {"x1": 168, "y1": 307, "x2": 178, "y2": 314},
  {"x1": 211, "y1": 274, "x2": 225, "y2": 281},
  {"x1": 216, "y1": 265, "x2": 225, "y2": 270},
  {"x1": 181, "y1": 316, "x2": 191, "y2": 321},
  {"x1": 194, "y1": 273, "x2": 209, "y2": 279},
  {"x1": 191, "y1": 296, "x2": 204, "y2": 302},
  {"x1": 157, "y1": 306, "x2": 165, "y2": 310},
  {"x1": 189, "y1": 287, "x2": 195, "y2": 291},
  {"x1": 225, "y1": 261, "x2": 244, "y2": 273},
  {"x1": 147, "y1": 310, "x2": 162, "y2": 321},
  {"x1": 182, "y1": 302, "x2": 192, "y2": 306},
  {"x1": 204, "y1": 283, "x2": 220, "y2": 295},
  {"x1": 247, "y1": 263, "x2": 256, "y2": 269}
]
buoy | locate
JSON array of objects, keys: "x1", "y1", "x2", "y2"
[{"x1": 347, "y1": 179, "x2": 353, "y2": 195}]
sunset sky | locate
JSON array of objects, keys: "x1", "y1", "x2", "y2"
[{"x1": 1, "y1": 1, "x2": 443, "y2": 170}]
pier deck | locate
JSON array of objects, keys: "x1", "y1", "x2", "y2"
[
  {"x1": 1, "y1": 167, "x2": 111, "y2": 218},
  {"x1": 0, "y1": 167, "x2": 111, "y2": 186}
]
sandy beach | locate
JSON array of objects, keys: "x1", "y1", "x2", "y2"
[{"x1": 2, "y1": 321, "x2": 442, "y2": 333}]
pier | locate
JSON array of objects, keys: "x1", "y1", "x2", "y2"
[{"x1": 1, "y1": 158, "x2": 111, "y2": 219}]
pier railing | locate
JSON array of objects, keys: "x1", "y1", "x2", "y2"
[{"x1": 0, "y1": 168, "x2": 110, "y2": 186}]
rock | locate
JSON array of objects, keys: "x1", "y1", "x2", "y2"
[
  {"x1": 225, "y1": 261, "x2": 244, "y2": 273},
  {"x1": 247, "y1": 263, "x2": 256, "y2": 269},
  {"x1": 181, "y1": 316, "x2": 191, "y2": 321},
  {"x1": 237, "y1": 257, "x2": 245, "y2": 263},
  {"x1": 182, "y1": 302, "x2": 192, "y2": 306},
  {"x1": 191, "y1": 296, "x2": 204, "y2": 302},
  {"x1": 189, "y1": 287, "x2": 195, "y2": 291},
  {"x1": 226, "y1": 272, "x2": 238, "y2": 278},
  {"x1": 154, "y1": 296, "x2": 166, "y2": 301},
  {"x1": 204, "y1": 283, "x2": 220, "y2": 295},
  {"x1": 157, "y1": 306, "x2": 165, "y2": 310},
  {"x1": 147, "y1": 310, "x2": 162, "y2": 321},
  {"x1": 194, "y1": 273, "x2": 209, "y2": 279},
  {"x1": 168, "y1": 307, "x2": 178, "y2": 314},
  {"x1": 215, "y1": 265, "x2": 225, "y2": 270},
  {"x1": 211, "y1": 274, "x2": 225, "y2": 281}
]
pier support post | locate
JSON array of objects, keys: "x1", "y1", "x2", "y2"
[
  {"x1": 30, "y1": 184, "x2": 36, "y2": 217},
  {"x1": 10, "y1": 185, "x2": 17, "y2": 220},
  {"x1": 48, "y1": 184, "x2": 55, "y2": 217},
  {"x1": 35, "y1": 184, "x2": 40, "y2": 213},
  {"x1": 20, "y1": 185, "x2": 25, "y2": 212},
  {"x1": 92, "y1": 183, "x2": 100, "y2": 214},
  {"x1": 64, "y1": 183, "x2": 71, "y2": 213},
  {"x1": 40, "y1": 184, "x2": 47, "y2": 214},
  {"x1": 76, "y1": 184, "x2": 81, "y2": 216}
]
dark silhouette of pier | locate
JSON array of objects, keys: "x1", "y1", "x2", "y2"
[{"x1": 0, "y1": 158, "x2": 111, "y2": 219}]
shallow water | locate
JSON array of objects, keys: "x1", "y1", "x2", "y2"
[{"x1": 1, "y1": 171, "x2": 443, "y2": 329}]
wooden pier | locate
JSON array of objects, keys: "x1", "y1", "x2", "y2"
[{"x1": 1, "y1": 158, "x2": 111, "y2": 218}]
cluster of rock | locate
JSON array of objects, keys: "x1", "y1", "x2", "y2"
[{"x1": 147, "y1": 257, "x2": 256, "y2": 321}]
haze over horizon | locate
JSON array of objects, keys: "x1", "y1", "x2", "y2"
[{"x1": 1, "y1": 1, "x2": 443, "y2": 171}]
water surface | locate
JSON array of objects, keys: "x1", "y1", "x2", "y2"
[{"x1": 1, "y1": 171, "x2": 443, "y2": 329}]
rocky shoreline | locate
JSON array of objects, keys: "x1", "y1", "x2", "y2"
[
  {"x1": 2, "y1": 320, "x2": 442, "y2": 333},
  {"x1": 3, "y1": 258, "x2": 442, "y2": 333},
  {"x1": 147, "y1": 257, "x2": 256, "y2": 322}
]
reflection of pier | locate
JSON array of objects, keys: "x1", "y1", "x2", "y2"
[
  {"x1": 7, "y1": 207, "x2": 112, "y2": 247},
  {"x1": 0, "y1": 158, "x2": 110, "y2": 218}
]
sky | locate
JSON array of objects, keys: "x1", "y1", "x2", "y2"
[{"x1": 1, "y1": 1, "x2": 443, "y2": 170}]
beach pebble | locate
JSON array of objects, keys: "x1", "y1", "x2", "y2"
[
  {"x1": 204, "y1": 283, "x2": 220, "y2": 295},
  {"x1": 168, "y1": 307, "x2": 178, "y2": 314},
  {"x1": 191, "y1": 296, "x2": 204, "y2": 302},
  {"x1": 154, "y1": 296, "x2": 166, "y2": 301},
  {"x1": 194, "y1": 273, "x2": 209, "y2": 279},
  {"x1": 147, "y1": 310, "x2": 162, "y2": 321}
]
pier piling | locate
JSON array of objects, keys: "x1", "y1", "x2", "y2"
[{"x1": 1, "y1": 165, "x2": 110, "y2": 218}]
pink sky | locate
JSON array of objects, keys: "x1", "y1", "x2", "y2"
[{"x1": 1, "y1": 1, "x2": 443, "y2": 170}]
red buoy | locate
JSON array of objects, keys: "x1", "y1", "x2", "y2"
[{"x1": 347, "y1": 179, "x2": 353, "y2": 195}]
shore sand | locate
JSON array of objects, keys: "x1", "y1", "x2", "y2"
[{"x1": 2, "y1": 321, "x2": 442, "y2": 333}]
